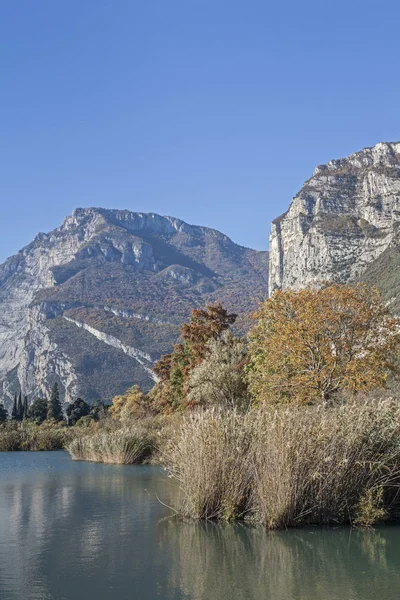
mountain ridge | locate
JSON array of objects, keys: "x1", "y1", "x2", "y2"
[{"x1": 0, "y1": 208, "x2": 269, "y2": 407}]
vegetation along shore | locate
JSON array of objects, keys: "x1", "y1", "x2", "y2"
[{"x1": 2, "y1": 283, "x2": 400, "y2": 529}]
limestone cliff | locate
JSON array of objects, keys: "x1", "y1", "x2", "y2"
[
  {"x1": 0, "y1": 208, "x2": 268, "y2": 408},
  {"x1": 269, "y1": 142, "x2": 400, "y2": 294}
]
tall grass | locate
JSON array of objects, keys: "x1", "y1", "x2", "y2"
[
  {"x1": 250, "y1": 400, "x2": 400, "y2": 527},
  {"x1": 67, "y1": 426, "x2": 154, "y2": 464},
  {"x1": 162, "y1": 409, "x2": 252, "y2": 520},
  {"x1": 163, "y1": 399, "x2": 400, "y2": 527}
]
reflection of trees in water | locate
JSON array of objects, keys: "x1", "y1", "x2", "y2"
[
  {"x1": 2, "y1": 458, "x2": 400, "y2": 600},
  {"x1": 158, "y1": 520, "x2": 400, "y2": 600},
  {"x1": 0, "y1": 463, "x2": 177, "y2": 600}
]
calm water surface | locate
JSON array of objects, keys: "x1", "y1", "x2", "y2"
[{"x1": 1, "y1": 452, "x2": 400, "y2": 600}]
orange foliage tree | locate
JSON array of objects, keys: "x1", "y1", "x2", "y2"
[{"x1": 247, "y1": 284, "x2": 400, "y2": 404}]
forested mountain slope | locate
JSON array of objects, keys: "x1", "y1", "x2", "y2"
[{"x1": 0, "y1": 208, "x2": 268, "y2": 406}]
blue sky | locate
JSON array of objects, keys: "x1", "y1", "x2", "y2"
[{"x1": 1, "y1": 0, "x2": 399, "y2": 263}]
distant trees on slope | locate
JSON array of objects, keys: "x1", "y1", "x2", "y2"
[{"x1": 0, "y1": 381, "x2": 102, "y2": 427}]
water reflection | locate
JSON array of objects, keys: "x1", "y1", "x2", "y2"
[
  {"x1": 0, "y1": 452, "x2": 179, "y2": 600},
  {"x1": 1, "y1": 452, "x2": 400, "y2": 600},
  {"x1": 159, "y1": 520, "x2": 400, "y2": 600}
]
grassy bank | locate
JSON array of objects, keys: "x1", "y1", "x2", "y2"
[
  {"x1": 162, "y1": 399, "x2": 400, "y2": 528},
  {"x1": 0, "y1": 421, "x2": 76, "y2": 451},
  {"x1": 4, "y1": 398, "x2": 400, "y2": 529}
]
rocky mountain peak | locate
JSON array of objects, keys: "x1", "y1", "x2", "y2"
[
  {"x1": 60, "y1": 207, "x2": 216, "y2": 239},
  {"x1": 312, "y1": 141, "x2": 400, "y2": 176},
  {"x1": 269, "y1": 141, "x2": 400, "y2": 295},
  {"x1": 0, "y1": 209, "x2": 268, "y2": 408}
]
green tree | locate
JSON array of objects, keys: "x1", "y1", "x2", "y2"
[
  {"x1": 27, "y1": 398, "x2": 48, "y2": 424},
  {"x1": 17, "y1": 392, "x2": 23, "y2": 421},
  {"x1": 11, "y1": 394, "x2": 18, "y2": 421},
  {"x1": 47, "y1": 383, "x2": 64, "y2": 422},
  {"x1": 90, "y1": 400, "x2": 108, "y2": 421},
  {"x1": 22, "y1": 395, "x2": 28, "y2": 420},
  {"x1": 0, "y1": 403, "x2": 8, "y2": 423},
  {"x1": 66, "y1": 398, "x2": 90, "y2": 426}
]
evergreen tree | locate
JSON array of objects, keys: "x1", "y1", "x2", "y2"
[
  {"x1": 0, "y1": 403, "x2": 8, "y2": 423},
  {"x1": 11, "y1": 394, "x2": 17, "y2": 421},
  {"x1": 17, "y1": 392, "x2": 23, "y2": 422},
  {"x1": 27, "y1": 398, "x2": 48, "y2": 424},
  {"x1": 47, "y1": 383, "x2": 64, "y2": 421},
  {"x1": 23, "y1": 396, "x2": 28, "y2": 420},
  {"x1": 65, "y1": 398, "x2": 91, "y2": 425}
]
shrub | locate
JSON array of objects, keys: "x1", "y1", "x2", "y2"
[
  {"x1": 354, "y1": 487, "x2": 387, "y2": 527},
  {"x1": 0, "y1": 421, "x2": 75, "y2": 451}
]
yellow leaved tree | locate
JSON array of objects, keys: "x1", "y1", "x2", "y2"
[
  {"x1": 247, "y1": 284, "x2": 400, "y2": 404},
  {"x1": 109, "y1": 385, "x2": 152, "y2": 422}
]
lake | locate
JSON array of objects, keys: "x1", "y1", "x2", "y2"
[{"x1": 1, "y1": 452, "x2": 400, "y2": 600}]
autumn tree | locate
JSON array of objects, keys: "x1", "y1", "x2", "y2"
[
  {"x1": 152, "y1": 303, "x2": 237, "y2": 411},
  {"x1": 181, "y1": 303, "x2": 237, "y2": 366},
  {"x1": 109, "y1": 385, "x2": 153, "y2": 422},
  {"x1": 247, "y1": 284, "x2": 400, "y2": 404}
]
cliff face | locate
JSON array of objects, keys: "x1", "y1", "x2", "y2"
[
  {"x1": 0, "y1": 208, "x2": 268, "y2": 407},
  {"x1": 269, "y1": 142, "x2": 400, "y2": 294}
]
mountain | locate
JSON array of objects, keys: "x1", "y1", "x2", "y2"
[
  {"x1": 269, "y1": 142, "x2": 400, "y2": 300},
  {"x1": 0, "y1": 208, "x2": 268, "y2": 407}
]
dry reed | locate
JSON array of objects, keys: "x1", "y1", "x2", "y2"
[
  {"x1": 163, "y1": 399, "x2": 400, "y2": 527},
  {"x1": 162, "y1": 409, "x2": 252, "y2": 520},
  {"x1": 66, "y1": 426, "x2": 154, "y2": 464}
]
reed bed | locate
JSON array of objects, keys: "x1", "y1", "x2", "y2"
[
  {"x1": 67, "y1": 426, "x2": 154, "y2": 464},
  {"x1": 163, "y1": 399, "x2": 400, "y2": 527},
  {"x1": 162, "y1": 409, "x2": 253, "y2": 520}
]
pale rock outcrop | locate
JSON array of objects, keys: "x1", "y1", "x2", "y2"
[{"x1": 269, "y1": 142, "x2": 400, "y2": 294}]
